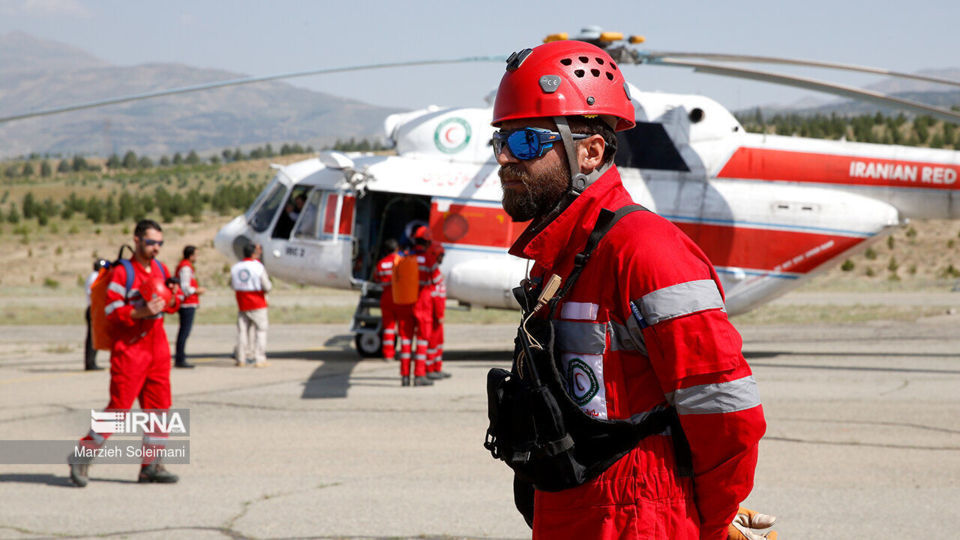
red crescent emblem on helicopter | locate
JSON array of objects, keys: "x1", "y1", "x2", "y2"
[{"x1": 444, "y1": 127, "x2": 457, "y2": 143}]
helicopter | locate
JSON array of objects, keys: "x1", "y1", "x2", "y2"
[
  {"x1": 206, "y1": 29, "x2": 960, "y2": 356},
  {"x1": 5, "y1": 28, "x2": 960, "y2": 357}
]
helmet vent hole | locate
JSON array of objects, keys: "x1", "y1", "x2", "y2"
[
  {"x1": 560, "y1": 58, "x2": 573, "y2": 66},
  {"x1": 606, "y1": 72, "x2": 614, "y2": 81},
  {"x1": 591, "y1": 69, "x2": 600, "y2": 77},
  {"x1": 596, "y1": 58, "x2": 605, "y2": 65},
  {"x1": 574, "y1": 69, "x2": 585, "y2": 78},
  {"x1": 579, "y1": 56, "x2": 589, "y2": 63},
  {"x1": 611, "y1": 63, "x2": 618, "y2": 71}
]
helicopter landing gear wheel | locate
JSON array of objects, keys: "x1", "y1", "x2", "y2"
[{"x1": 354, "y1": 331, "x2": 383, "y2": 358}]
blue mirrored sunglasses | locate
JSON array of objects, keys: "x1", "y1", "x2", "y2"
[
  {"x1": 491, "y1": 127, "x2": 588, "y2": 160},
  {"x1": 142, "y1": 239, "x2": 164, "y2": 247}
]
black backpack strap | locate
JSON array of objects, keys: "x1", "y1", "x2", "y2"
[{"x1": 550, "y1": 204, "x2": 647, "y2": 312}]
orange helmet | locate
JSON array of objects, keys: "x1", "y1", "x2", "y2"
[{"x1": 492, "y1": 40, "x2": 636, "y2": 132}]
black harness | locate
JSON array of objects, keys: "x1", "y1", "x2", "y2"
[{"x1": 484, "y1": 205, "x2": 692, "y2": 516}]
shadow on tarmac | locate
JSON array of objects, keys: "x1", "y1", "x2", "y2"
[{"x1": 0, "y1": 473, "x2": 74, "y2": 487}]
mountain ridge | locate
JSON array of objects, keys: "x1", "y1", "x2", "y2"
[{"x1": 0, "y1": 32, "x2": 402, "y2": 159}]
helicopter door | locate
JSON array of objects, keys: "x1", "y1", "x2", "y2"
[
  {"x1": 352, "y1": 192, "x2": 431, "y2": 282},
  {"x1": 280, "y1": 188, "x2": 356, "y2": 288}
]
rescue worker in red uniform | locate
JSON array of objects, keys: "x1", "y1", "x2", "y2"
[
  {"x1": 407, "y1": 225, "x2": 435, "y2": 386},
  {"x1": 69, "y1": 219, "x2": 181, "y2": 487},
  {"x1": 374, "y1": 239, "x2": 401, "y2": 362},
  {"x1": 174, "y1": 245, "x2": 205, "y2": 369},
  {"x1": 425, "y1": 243, "x2": 450, "y2": 380},
  {"x1": 491, "y1": 41, "x2": 775, "y2": 539}
]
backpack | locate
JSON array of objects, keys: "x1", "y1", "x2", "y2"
[
  {"x1": 390, "y1": 253, "x2": 419, "y2": 305},
  {"x1": 483, "y1": 205, "x2": 692, "y2": 497},
  {"x1": 90, "y1": 246, "x2": 168, "y2": 350}
]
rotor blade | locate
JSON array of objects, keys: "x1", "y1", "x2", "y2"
[
  {"x1": 641, "y1": 51, "x2": 960, "y2": 89},
  {"x1": 0, "y1": 56, "x2": 507, "y2": 124},
  {"x1": 649, "y1": 57, "x2": 960, "y2": 124}
]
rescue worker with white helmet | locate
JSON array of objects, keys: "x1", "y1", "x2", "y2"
[{"x1": 489, "y1": 40, "x2": 775, "y2": 539}]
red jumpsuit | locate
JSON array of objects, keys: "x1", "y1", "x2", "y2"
[
  {"x1": 510, "y1": 167, "x2": 766, "y2": 540},
  {"x1": 409, "y1": 245, "x2": 437, "y2": 376},
  {"x1": 79, "y1": 258, "x2": 179, "y2": 464},
  {"x1": 375, "y1": 252, "x2": 399, "y2": 361},
  {"x1": 391, "y1": 250, "x2": 421, "y2": 378},
  {"x1": 426, "y1": 248, "x2": 445, "y2": 374}
]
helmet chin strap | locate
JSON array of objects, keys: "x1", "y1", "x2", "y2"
[
  {"x1": 521, "y1": 117, "x2": 614, "y2": 234},
  {"x1": 553, "y1": 116, "x2": 612, "y2": 196}
]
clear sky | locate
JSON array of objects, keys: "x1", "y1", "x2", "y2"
[{"x1": 1, "y1": 0, "x2": 959, "y2": 114}]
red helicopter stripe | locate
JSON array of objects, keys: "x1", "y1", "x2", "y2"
[{"x1": 718, "y1": 147, "x2": 960, "y2": 190}]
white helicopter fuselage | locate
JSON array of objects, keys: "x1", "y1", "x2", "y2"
[{"x1": 215, "y1": 86, "x2": 960, "y2": 320}]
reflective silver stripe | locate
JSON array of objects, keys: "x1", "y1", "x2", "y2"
[
  {"x1": 143, "y1": 435, "x2": 168, "y2": 446},
  {"x1": 666, "y1": 376, "x2": 761, "y2": 415},
  {"x1": 104, "y1": 300, "x2": 125, "y2": 315},
  {"x1": 400, "y1": 339, "x2": 412, "y2": 345},
  {"x1": 637, "y1": 279, "x2": 724, "y2": 326},
  {"x1": 415, "y1": 354, "x2": 427, "y2": 360},
  {"x1": 608, "y1": 320, "x2": 646, "y2": 355},
  {"x1": 86, "y1": 429, "x2": 105, "y2": 445},
  {"x1": 553, "y1": 320, "x2": 605, "y2": 355},
  {"x1": 560, "y1": 301, "x2": 598, "y2": 320},
  {"x1": 383, "y1": 329, "x2": 396, "y2": 336},
  {"x1": 107, "y1": 282, "x2": 127, "y2": 296}
]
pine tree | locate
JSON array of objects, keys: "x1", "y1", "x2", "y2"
[
  {"x1": 122, "y1": 150, "x2": 138, "y2": 169},
  {"x1": 22, "y1": 192, "x2": 36, "y2": 219},
  {"x1": 6, "y1": 203, "x2": 19, "y2": 224}
]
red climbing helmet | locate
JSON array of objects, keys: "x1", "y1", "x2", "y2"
[
  {"x1": 139, "y1": 275, "x2": 172, "y2": 306},
  {"x1": 492, "y1": 40, "x2": 636, "y2": 132}
]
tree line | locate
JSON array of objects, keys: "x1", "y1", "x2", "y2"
[
  {"x1": 1, "y1": 183, "x2": 261, "y2": 227},
  {"x1": 736, "y1": 110, "x2": 960, "y2": 148},
  {"x1": 1, "y1": 139, "x2": 390, "y2": 181}
]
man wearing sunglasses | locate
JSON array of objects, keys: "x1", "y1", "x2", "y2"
[
  {"x1": 490, "y1": 41, "x2": 771, "y2": 539},
  {"x1": 70, "y1": 219, "x2": 182, "y2": 487}
]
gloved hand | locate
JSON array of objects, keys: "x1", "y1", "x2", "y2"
[{"x1": 728, "y1": 506, "x2": 777, "y2": 540}]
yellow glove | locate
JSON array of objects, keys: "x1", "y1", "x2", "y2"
[{"x1": 728, "y1": 506, "x2": 777, "y2": 540}]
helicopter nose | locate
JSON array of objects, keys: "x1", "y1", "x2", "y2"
[{"x1": 214, "y1": 216, "x2": 250, "y2": 262}]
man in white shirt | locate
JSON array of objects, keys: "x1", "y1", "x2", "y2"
[{"x1": 230, "y1": 243, "x2": 272, "y2": 367}]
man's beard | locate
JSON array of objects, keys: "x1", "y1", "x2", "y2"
[
  {"x1": 499, "y1": 160, "x2": 569, "y2": 222},
  {"x1": 136, "y1": 245, "x2": 157, "y2": 261}
]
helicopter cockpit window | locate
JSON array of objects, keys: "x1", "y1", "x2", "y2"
[
  {"x1": 271, "y1": 187, "x2": 310, "y2": 239},
  {"x1": 248, "y1": 182, "x2": 288, "y2": 233},
  {"x1": 614, "y1": 122, "x2": 690, "y2": 171},
  {"x1": 293, "y1": 189, "x2": 323, "y2": 240}
]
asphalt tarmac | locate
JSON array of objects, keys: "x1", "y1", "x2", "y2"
[{"x1": 1, "y1": 304, "x2": 959, "y2": 538}]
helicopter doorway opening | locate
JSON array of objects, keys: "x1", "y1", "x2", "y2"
[{"x1": 350, "y1": 192, "x2": 431, "y2": 357}]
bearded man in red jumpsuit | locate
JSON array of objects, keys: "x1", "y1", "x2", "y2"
[
  {"x1": 69, "y1": 219, "x2": 181, "y2": 487},
  {"x1": 490, "y1": 40, "x2": 775, "y2": 539}
]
